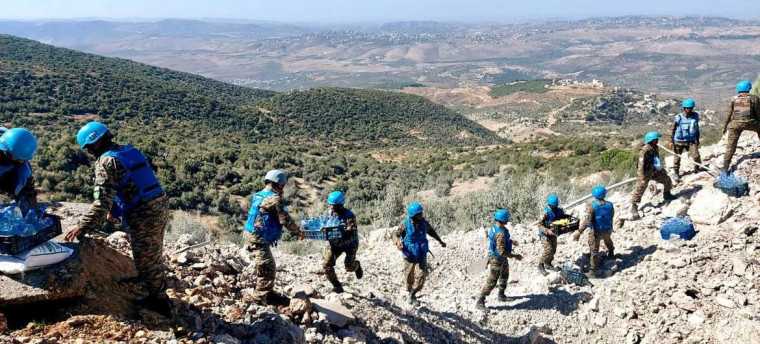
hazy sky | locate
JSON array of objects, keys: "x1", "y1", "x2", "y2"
[{"x1": 2, "y1": 0, "x2": 758, "y2": 22}]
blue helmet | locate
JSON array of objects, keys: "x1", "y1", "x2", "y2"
[
  {"x1": 592, "y1": 185, "x2": 607, "y2": 200},
  {"x1": 264, "y1": 169, "x2": 288, "y2": 186},
  {"x1": 681, "y1": 98, "x2": 695, "y2": 108},
  {"x1": 736, "y1": 80, "x2": 752, "y2": 93},
  {"x1": 493, "y1": 208, "x2": 510, "y2": 223},
  {"x1": 0, "y1": 128, "x2": 37, "y2": 161},
  {"x1": 547, "y1": 194, "x2": 559, "y2": 207},
  {"x1": 407, "y1": 202, "x2": 423, "y2": 217},
  {"x1": 643, "y1": 131, "x2": 661, "y2": 144},
  {"x1": 327, "y1": 191, "x2": 345, "y2": 205},
  {"x1": 76, "y1": 121, "x2": 110, "y2": 149}
]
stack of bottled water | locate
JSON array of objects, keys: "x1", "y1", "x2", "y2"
[
  {"x1": 301, "y1": 215, "x2": 344, "y2": 240},
  {"x1": 0, "y1": 204, "x2": 53, "y2": 237},
  {"x1": 715, "y1": 171, "x2": 749, "y2": 197}
]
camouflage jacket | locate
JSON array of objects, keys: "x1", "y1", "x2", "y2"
[
  {"x1": 723, "y1": 93, "x2": 760, "y2": 130},
  {"x1": 79, "y1": 149, "x2": 126, "y2": 234},
  {"x1": 328, "y1": 207, "x2": 359, "y2": 247},
  {"x1": 637, "y1": 143, "x2": 662, "y2": 178}
]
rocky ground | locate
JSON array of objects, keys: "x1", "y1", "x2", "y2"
[{"x1": 1, "y1": 135, "x2": 759, "y2": 344}]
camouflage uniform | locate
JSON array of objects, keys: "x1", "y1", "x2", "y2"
[
  {"x1": 79, "y1": 145, "x2": 170, "y2": 298},
  {"x1": 538, "y1": 207, "x2": 568, "y2": 267},
  {"x1": 670, "y1": 113, "x2": 702, "y2": 175},
  {"x1": 722, "y1": 93, "x2": 760, "y2": 171},
  {"x1": 322, "y1": 208, "x2": 361, "y2": 290},
  {"x1": 578, "y1": 202, "x2": 614, "y2": 272},
  {"x1": 0, "y1": 162, "x2": 37, "y2": 214},
  {"x1": 631, "y1": 143, "x2": 673, "y2": 204},
  {"x1": 480, "y1": 228, "x2": 510, "y2": 298},
  {"x1": 244, "y1": 187, "x2": 300, "y2": 303},
  {"x1": 393, "y1": 218, "x2": 442, "y2": 295}
]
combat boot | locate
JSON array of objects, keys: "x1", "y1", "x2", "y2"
[
  {"x1": 136, "y1": 294, "x2": 173, "y2": 317},
  {"x1": 606, "y1": 249, "x2": 615, "y2": 260},
  {"x1": 497, "y1": 290, "x2": 508, "y2": 302},
  {"x1": 672, "y1": 170, "x2": 681, "y2": 183},
  {"x1": 537, "y1": 263, "x2": 548, "y2": 276},
  {"x1": 629, "y1": 203, "x2": 640, "y2": 220},
  {"x1": 332, "y1": 284, "x2": 344, "y2": 294},
  {"x1": 475, "y1": 296, "x2": 486, "y2": 310},
  {"x1": 354, "y1": 261, "x2": 364, "y2": 280},
  {"x1": 408, "y1": 292, "x2": 419, "y2": 306}
]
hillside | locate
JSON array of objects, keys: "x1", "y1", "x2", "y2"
[
  {"x1": 264, "y1": 88, "x2": 497, "y2": 145},
  {"x1": 4, "y1": 133, "x2": 759, "y2": 343}
]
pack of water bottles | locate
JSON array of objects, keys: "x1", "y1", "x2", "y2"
[
  {"x1": 300, "y1": 215, "x2": 344, "y2": 241},
  {"x1": 0, "y1": 203, "x2": 62, "y2": 255},
  {"x1": 714, "y1": 172, "x2": 749, "y2": 197},
  {"x1": 660, "y1": 216, "x2": 696, "y2": 241}
]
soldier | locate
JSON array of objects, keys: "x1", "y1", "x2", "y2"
[
  {"x1": 393, "y1": 202, "x2": 447, "y2": 306},
  {"x1": 0, "y1": 128, "x2": 38, "y2": 214},
  {"x1": 476, "y1": 208, "x2": 522, "y2": 310},
  {"x1": 242, "y1": 169, "x2": 303, "y2": 306},
  {"x1": 722, "y1": 80, "x2": 760, "y2": 172},
  {"x1": 321, "y1": 191, "x2": 363, "y2": 293},
  {"x1": 64, "y1": 122, "x2": 171, "y2": 315},
  {"x1": 670, "y1": 98, "x2": 702, "y2": 182},
  {"x1": 574, "y1": 185, "x2": 615, "y2": 278},
  {"x1": 630, "y1": 131, "x2": 675, "y2": 220},
  {"x1": 537, "y1": 194, "x2": 568, "y2": 276}
]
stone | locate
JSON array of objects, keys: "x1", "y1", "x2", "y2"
[
  {"x1": 688, "y1": 312, "x2": 705, "y2": 327},
  {"x1": 733, "y1": 257, "x2": 748, "y2": 276},
  {"x1": 0, "y1": 243, "x2": 87, "y2": 306},
  {"x1": 191, "y1": 263, "x2": 207, "y2": 270},
  {"x1": 593, "y1": 315, "x2": 607, "y2": 327},
  {"x1": 587, "y1": 296, "x2": 600, "y2": 312},
  {"x1": 291, "y1": 285, "x2": 317, "y2": 299},
  {"x1": 194, "y1": 276, "x2": 211, "y2": 287},
  {"x1": 311, "y1": 299, "x2": 356, "y2": 327},
  {"x1": 613, "y1": 306, "x2": 628, "y2": 319},
  {"x1": 670, "y1": 258, "x2": 689, "y2": 268},
  {"x1": 688, "y1": 188, "x2": 733, "y2": 225},
  {"x1": 212, "y1": 334, "x2": 241, "y2": 344},
  {"x1": 671, "y1": 292, "x2": 697, "y2": 312},
  {"x1": 663, "y1": 199, "x2": 690, "y2": 218},
  {"x1": 715, "y1": 296, "x2": 736, "y2": 308}
]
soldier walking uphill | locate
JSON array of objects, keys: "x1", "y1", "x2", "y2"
[
  {"x1": 243, "y1": 169, "x2": 303, "y2": 306},
  {"x1": 322, "y1": 191, "x2": 363, "y2": 294},
  {"x1": 64, "y1": 121, "x2": 172, "y2": 315},
  {"x1": 537, "y1": 194, "x2": 569, "y2": 276},
  {"x1": 630, "y1": 131, "x2": 675, "y2": 220},
  {"x1": 722, "y1": 80, "x2": 760, "y2": 172},
  {"x1": 476, "y1": 209, "x2": 522, "y2": 310},
  {"x1": 393, "y1": 202, "x2": 447, "y2": 306},
  {"x1": 670, "y1": 98, "x2": 702, "y2": 182},
  {"x1": 0, "y1": 128, "x2": 39, "y2": 215},
  {"x1": 574, "y1": 185, "x2": 615, "y2": 278}
]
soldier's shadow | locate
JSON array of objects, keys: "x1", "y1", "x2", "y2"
[
  {"x1": 734, "y1": 151, "x2": 760, "y2": 168},
  {"x1": 490, "y1": 289, "x2": 591, "y2": 316},
  {"x1": 354, "y1": 294, "x2": 538, "y2": 344}
]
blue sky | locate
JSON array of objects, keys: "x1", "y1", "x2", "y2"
[{"x1": 2, "y1": 0, "x2": 758, "y2": 22}]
